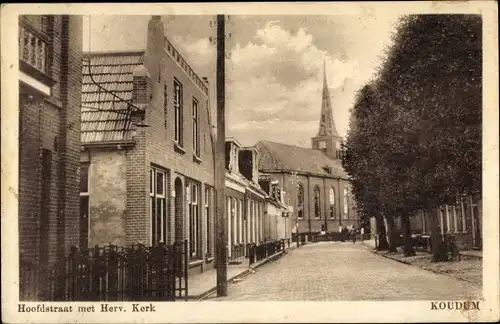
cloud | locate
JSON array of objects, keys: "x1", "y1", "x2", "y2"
[
  {"x1": 84, "y1": 15, "x2": 399, "y2": 148},
  {"x1": 221, "y1": 21, "x2": 369, "y2": 145}
]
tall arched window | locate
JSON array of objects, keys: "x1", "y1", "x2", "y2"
[
  {"x1": 329, "y1": 187, "x2": 335, "y2": 219},
  {"x1": 297, "y1": 184, "x2": 304, "y2": 219},
  {"x1": 343, "y1": 187, "x2": 349, "y2": 219},
  {"x1": 314, "y1": 186, "x2": 321, "y2": 218}
]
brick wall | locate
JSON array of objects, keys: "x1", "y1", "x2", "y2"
[
  {"x1": 58, "y1": 15, "x2": 83, "y2": 256},
  {"x1": 18, "y1": 93, "x2": 43, "y2": 264},
  {"x1": 125, "y1": 133, "x2": 148, "y2": 245},
  {"x1": 131, "y1": 16, "x2": 215, "y2": 257},
  {"x1": 18, "y1": 15, "x2": 82, "y2": 300}
]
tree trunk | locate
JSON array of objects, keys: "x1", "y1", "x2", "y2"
[
  {"x1": 375, "y1": 214, "x2": 389, "y2": 250},
  {"x1": 385, "y1": 216, "x2": 398, "y2": 253},
  {"x1": 401, "y1": 214, "x2": 416, "y2": 257},
  {"x1": 429, "y1": 207, "x2": 448, "y2": 262}
]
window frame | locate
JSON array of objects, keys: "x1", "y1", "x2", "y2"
[
  {"x1": 329, "y1": 187, "x2": 335, "y2": 219},
  {"x1": 188, "y1": 181, "x2": 201, "y2": 259},
  {"x1": 314, "y1": 186, "x2": 321, "y2": 219},
  {"x1": 205, "y1": 186, "x2": 211, "y2": 258},
  {"x1": 343, "y1": 187, "x2": 349, "y2": 219},
  {"x1": 173, "y1": 78, "x2": 184, "y2": 147},
  {"x1": 297, "y1": 183, "x2": 304, "y2": 219},
  {"x1": 192, "y1": 97, "x2": 200, "y2": 157},
  {"x1": 150, "y1": 167, "x2": 167, "y2": 246}
]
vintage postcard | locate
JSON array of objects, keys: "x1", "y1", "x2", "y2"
[{"x1": 1, "y1": 1, "x2": 499, "y2": 323}]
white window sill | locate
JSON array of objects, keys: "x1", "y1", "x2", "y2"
[
  {"x1": 193, "y1": 154, "x2": 202, "y2": 164},
  {"x1": 174, "y1": 142, "x2": 186, "y2": 154}
]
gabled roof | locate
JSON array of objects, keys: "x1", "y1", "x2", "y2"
[
  {"x1": 255, "y1": 140, "x2": 347, "y2": 179},
  {"x1": 81, "y1": 51, "x2": 145, "y2": 143}
]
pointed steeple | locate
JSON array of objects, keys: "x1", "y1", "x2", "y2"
[{"x1": 317, "y1": 60, "x2": 339, "y2": 137}]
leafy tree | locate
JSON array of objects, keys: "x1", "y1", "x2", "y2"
[
  {"x1": 376, "y1": 14, "x2": 482, "y2": 260},
  {"x1": 343, "y1": 14, "x2": 481, "y2": 260},
  {"x1": 343, "y1": 84, "x2": 392, "y2": 251}
]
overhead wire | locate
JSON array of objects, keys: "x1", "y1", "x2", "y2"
[{"x1": 84, "y1": 15, "x2": 143, "y2": 135}]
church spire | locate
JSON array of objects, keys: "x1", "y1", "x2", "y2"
[{"x1": 317, "y1": 60, "x2": 339, "y2": 137}]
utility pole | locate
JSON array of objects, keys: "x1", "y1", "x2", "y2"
[{"x1": 215, "y1": 14, "x2": 227, "y2": 297}]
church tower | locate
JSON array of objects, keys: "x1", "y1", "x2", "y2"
[{"x1": 311, "y1": 61, "x2": 343, "y2": 160}]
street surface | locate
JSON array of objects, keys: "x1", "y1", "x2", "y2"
[{"x1": 212, "y1": 242, "x2": 481, "y2": 301}]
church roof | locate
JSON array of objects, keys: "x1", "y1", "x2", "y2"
[
  {"x1": 316, "y1": 61, "x2": 339, "y2": 137},
  {"x1": 255, "y1": 140, "x2": 348, "y2": 179}
]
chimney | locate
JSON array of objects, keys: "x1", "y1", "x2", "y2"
[
  {"x1": 146, "y1": 15, "x2": 165, "y2": 83},
  {"x1": 132, "y1": 65, "x2": 151, "y2": 105}
]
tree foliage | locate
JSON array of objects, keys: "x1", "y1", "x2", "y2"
[{"x1": 342, "y1": 14, "x2": 482, "y2": 259}]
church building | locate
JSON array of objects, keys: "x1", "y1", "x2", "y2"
[{"x1": 255, "y1": 63, "x2": 360, "y2": 241}]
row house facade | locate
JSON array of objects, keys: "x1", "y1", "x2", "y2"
[
  {"x1": 18, "y1": 15, "x2": 83, "y2": 300},
  {"x1": 259, "y1": 174, "x2": 292, "y2": 240},
  {"x1": 80, "y1": 16, "x2": 216, "y2": 274},
  {"x1": 225, "y1": 138, "x2": 267, "y2": 259}
]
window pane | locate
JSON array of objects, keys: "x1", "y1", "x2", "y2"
[
  {"x1": 80, "y1": 164, "x2": 89, "y2": 193},
  {"x1": 191, "y1": 184, "x2": 198, "y2": 204},
  {"x1": 151, "y1": 197, "x2": 157, "y2": 244},
  {"x1": 156, "y1": 171, "x2": 164, "y2": 196},
  {"x1": 150, "y1": 169, "x2": 154, "y2": 194}
]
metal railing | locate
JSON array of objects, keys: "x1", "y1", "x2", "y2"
[
  {"x1": 20, "y1": 240, "x2": 189, "y2": 301},
  {"x1": 228, "y1": 243, "x2": 245, "y2": 264},
  {"x1": 247, "y1": 239, "x2": 285, "y2": 266}
]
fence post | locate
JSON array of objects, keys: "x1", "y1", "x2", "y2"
[
  {"x1": 184, "y1": 240, "x2": 189, "y2": 300},
  {"x1": 108, "y1": 245, "x2": 118, "y2": 301}
]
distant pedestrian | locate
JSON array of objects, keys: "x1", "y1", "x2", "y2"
[
  {"x1": 351, "y1": 228, "x2": 357, "y2": 244},
  {"x1": 360, "y1": 227, "x2": 365, "y2": 241}
]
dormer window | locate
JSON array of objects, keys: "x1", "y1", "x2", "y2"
[
  {"x1": 271, "y1": 182, "x2": 280, "y2": 201},
  {"x1": 323, "y1": 166, "x2": 332, "y2": 174}
]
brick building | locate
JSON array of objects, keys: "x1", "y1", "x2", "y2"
[
  {"x1": 18, "y1": 15, "x2": 83, "y2": 300},
  {"x1": 80, "y1": 16, "x2": 215, "y2": 273},
  {"x1": 255, "y1": 64, "x2": 359, "y2": 240}
]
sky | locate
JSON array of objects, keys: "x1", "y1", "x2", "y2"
[{"x1": 83, "y1": 14, "x2": 401, "y2": 147}]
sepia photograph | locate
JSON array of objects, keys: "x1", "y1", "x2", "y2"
[{"x1": 1, "y1": 2, "x2": 499, "y2": 323}]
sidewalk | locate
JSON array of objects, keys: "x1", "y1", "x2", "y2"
[
  {"x1": 188, "y1": 249, "x2": 291, "y2": 300},
  {"x1": 362, "y1": 239, "x2": 482, "y2": 285}
]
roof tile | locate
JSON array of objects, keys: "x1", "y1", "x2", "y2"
[
  {"x1": 81, "y1": 51, "x2": 145, "y2": 143},
  {"x1": 256, "y1": 140, "x2": 347, "y2": 179}
]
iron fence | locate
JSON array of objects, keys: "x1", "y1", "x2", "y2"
[
  {"x1": 228, "y1": 243, "x2": 245, "y2": 264},
  {"x1": 20, "y1": 240, "x2": 189, "y2": 301},
  {"x1": 248, "y1": 239, "x2": 284, "y2": 265}
]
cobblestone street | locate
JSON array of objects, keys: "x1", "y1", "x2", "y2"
[{"x1": 211, "y1": 242, "x2": 481, "y2": 301}]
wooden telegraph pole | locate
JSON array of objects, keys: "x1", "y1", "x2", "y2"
[{"x1": 215, "y1": 14, "x2": 227, "y2": 297}]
